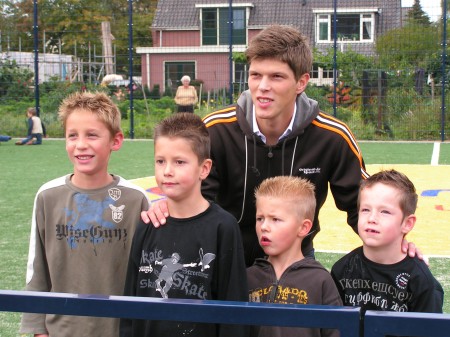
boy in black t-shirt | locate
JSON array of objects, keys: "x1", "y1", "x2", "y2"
[
  {"x1": 331, "y1": 169, "x2": 443, "y2": 313},
  {"x1": 121, "y1": 113, "x2": 248, "y2": 337}
]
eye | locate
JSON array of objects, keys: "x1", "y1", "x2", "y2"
[
  {"x1": 256, "y1": 216, "x2": 264, "y2": 223},
  {"x1": 175, "y1": 160, "x2": 185, "y2": 165},
  {"x1": 360, "y1": 208, "x2": 369, "y2": 213},
  {"x1": 155, "y1": 159, "x2": 164, "y2": 165},
  {"x1": 381, "y1": 210, "x2": 391, "y2": 215}
]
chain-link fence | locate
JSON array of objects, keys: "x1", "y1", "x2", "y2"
[{"x1": 0, "y1": 0, "x2": 447, "y2": 141}]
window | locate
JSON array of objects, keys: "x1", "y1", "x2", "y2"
[
  {"x1": 316, "y1": 13, "x2": 374, "y2": 42},
  {"x1": 234, "y1": 62, "x2": 248, "y2": 83},
  {"x1": 310, "y1": 65, "x2": 335, "y2": 86},
  {"x1": 164, "y1": 62, "x2": 195, "y2": 92},
  {"x1": 202, "y1": 8, "x2": 246, "y2": 46}
]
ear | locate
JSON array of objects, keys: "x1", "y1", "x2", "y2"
[
  {"x1": 111, "y1": 131, "x2": 124, "y2": 152},
  {"x1": 295, "y1": 73, "x2": 310, "y2": 95},
  {"x1": 297, "y1": 218, "x2": 313, "y2": 238},
  {"x1": 401, "y1": 214, "x2": 416, "y2": 235},
  {"x1": 200, "y1": 158, "x2": 212, "y2": 180}
]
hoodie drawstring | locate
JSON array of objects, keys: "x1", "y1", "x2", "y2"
[{"x1": 251, "y1": 134, "x2": 261, "y2": 177}]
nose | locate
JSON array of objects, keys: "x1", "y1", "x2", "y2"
[
  {"x1": 75, "y1": 136, "x2": 87, "y2": 149},
  {"x1": 258, "y1": 76, "x2": 270, "y2": 92},
  {"x1": 260, "y1": 219, "x2": 269, "y2": 232},
  {"x1": 368, "y1": 211, "x2": 377, "y2": 223},
  {"x1": 163, "y1": 162, "x2": 173, "y2": 176}
]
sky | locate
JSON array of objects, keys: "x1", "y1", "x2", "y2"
[{"x1": 402, "y1": 0, "x2": 442, "y2": 22}]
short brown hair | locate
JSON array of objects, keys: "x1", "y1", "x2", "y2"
[
  {"x1": 359, "y1": 169, "x2": 418, "y2": 217},
  {"x1": 255, "y1": 176, "x2": 316, "y2": 221},
  {"x1": 245, "y1": 25, "x2": 312, "y2": 81},
  {"x1": 154, "y1": 113, "x2": 210, "y2": 163},
  {"x1": 58, "y1": 91, "x2": 122, "y2": 136}
]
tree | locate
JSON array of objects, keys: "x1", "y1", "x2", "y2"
[
  {"x1": 3, "y1": 0, "x2": 157, "y2": 76},
  {"x1": 406, "y1": 0, "x2": 431, "y2": 26},
  {"x1": 375, "y1": 24, "x2": 439, "y2": 70}
]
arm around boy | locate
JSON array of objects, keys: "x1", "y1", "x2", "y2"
[{"x1": 120, "y1": 113, "x2": 248, "y2": 337}]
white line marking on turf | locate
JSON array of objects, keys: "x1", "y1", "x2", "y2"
[{"x1": 431, "y1": 142, "x2": 440, "y2": 166}]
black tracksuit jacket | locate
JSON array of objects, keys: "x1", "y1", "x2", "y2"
[{"x1": 202, "y1": 90, "x2": 369, "y2": 266}]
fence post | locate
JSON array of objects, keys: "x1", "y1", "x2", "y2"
[
  {"x1": 441, "y1": 0, "x2": 447, "y2": 142},
  {"x1": 128, "y1": 0, "x2": 135, "y2": 139},
  {"x1": 33, "y1": 0, "x2": 40, "y2": 116}
]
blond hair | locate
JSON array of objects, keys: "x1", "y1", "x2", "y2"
[
  {"x1": 245, "y1": 25, "x2": 312, "y2": 81},
  {"x1": 58, "y1": 91, "x2": 122, "y2": 136},
  {"x1": 255, "y1": 176, "x2": 316, "y2": 221}
]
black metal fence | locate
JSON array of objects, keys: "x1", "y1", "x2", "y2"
[{"x1": 0, "y1": 0, "x2": 447, "y2": 141}]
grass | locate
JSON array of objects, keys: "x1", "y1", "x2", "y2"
[{"x1": 0, "y1": 139, "x2": 449, "y2": 336}]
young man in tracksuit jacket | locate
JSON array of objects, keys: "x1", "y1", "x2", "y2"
[
  {"x1": 202, "y1": 88, "x2": 367, "y2": 266},
  {"x1": 143, "y1": 25, "x2": 422, "y2": 267}
]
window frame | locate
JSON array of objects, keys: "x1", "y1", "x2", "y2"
[
  {"x1": 316, "y1": 12, "x2": 375, "y2": 43},
  {"x1": 201, "y1": 7, "x2": 247, "y2": 46}
]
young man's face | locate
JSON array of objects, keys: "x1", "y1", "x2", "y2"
[
  {"x1": 65, "y1": 108, "x2": 122, "y2": 184},
  {"x1": 255, "y1": 196, "x2": 309, "y2": 262},
  {"x1": 358, "y1": 183, "x2": 415, "y2": 252},
  {"x1": 154, "y1": 136, "x2": 210, "y2": 203},
  {"x1": 248, "y1": 58, "x2": 308, "y2": 124}
]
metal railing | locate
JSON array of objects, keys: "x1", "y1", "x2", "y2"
[{"x1": 2, "y1": 290, "x2": 450, "y2": 336}]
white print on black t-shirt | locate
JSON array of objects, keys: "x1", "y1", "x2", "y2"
[
  {"x1": 139, "y1": 248, "x2": 216, "y2": 299},
  {"x1": 339, "y1": 277, "x2": 412, "y2": 312}
]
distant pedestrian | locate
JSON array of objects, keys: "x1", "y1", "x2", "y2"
[
  {"x1": 15, "y1": 107, "x2": 46, "y2": 145},
  {"x1": 174, "y1": 75, "x2": 198, "y2": 113}
]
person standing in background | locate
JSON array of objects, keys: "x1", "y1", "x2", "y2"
[{"x1": 174, "y1": 75, "x2": 198, "y2": 113}]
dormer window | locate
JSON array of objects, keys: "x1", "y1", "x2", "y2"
[
  {"x1": 197, "y1": 4, "x2": 252, "y2": 46},
  {"x1": 315, "y1": 8, "x2": 377, "y2": 43}
]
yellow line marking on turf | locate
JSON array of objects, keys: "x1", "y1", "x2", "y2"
[
  {"x1": 316, "y1": 164, "x2": 450, "y2": 257},
  {"x1": 132, "y1": 164, "x2": 450, "y2": 257}
]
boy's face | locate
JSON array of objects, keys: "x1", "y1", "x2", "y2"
[
  {"x1": 248, "y1": 58, "x2": 308, "y2": 125},
  {"x1": 154, "y1": 136, "x2": 211, "y2": 203},
  {"x1": 358, "y1": 183, "x2": 415, "y2": 251},
  {"x1": 65, "y1": 108, "x2": 123, "y2": 183},
  {"x1": 255, "y1": 196, "x2": 311, "y2": 262}
]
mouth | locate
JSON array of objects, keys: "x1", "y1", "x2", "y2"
[
  {"x1": 257, "y1": 97, "x2": 273, "y2": 104},
  {"x1": 365, "y1": 228, "x2": 380, "y2": 234},
  {"x1": 75, "y1": 155, "x2": 93, "y2": 160},
  {"x1": 260, "y1": 236, "x2": 271, "y2": 246}
]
